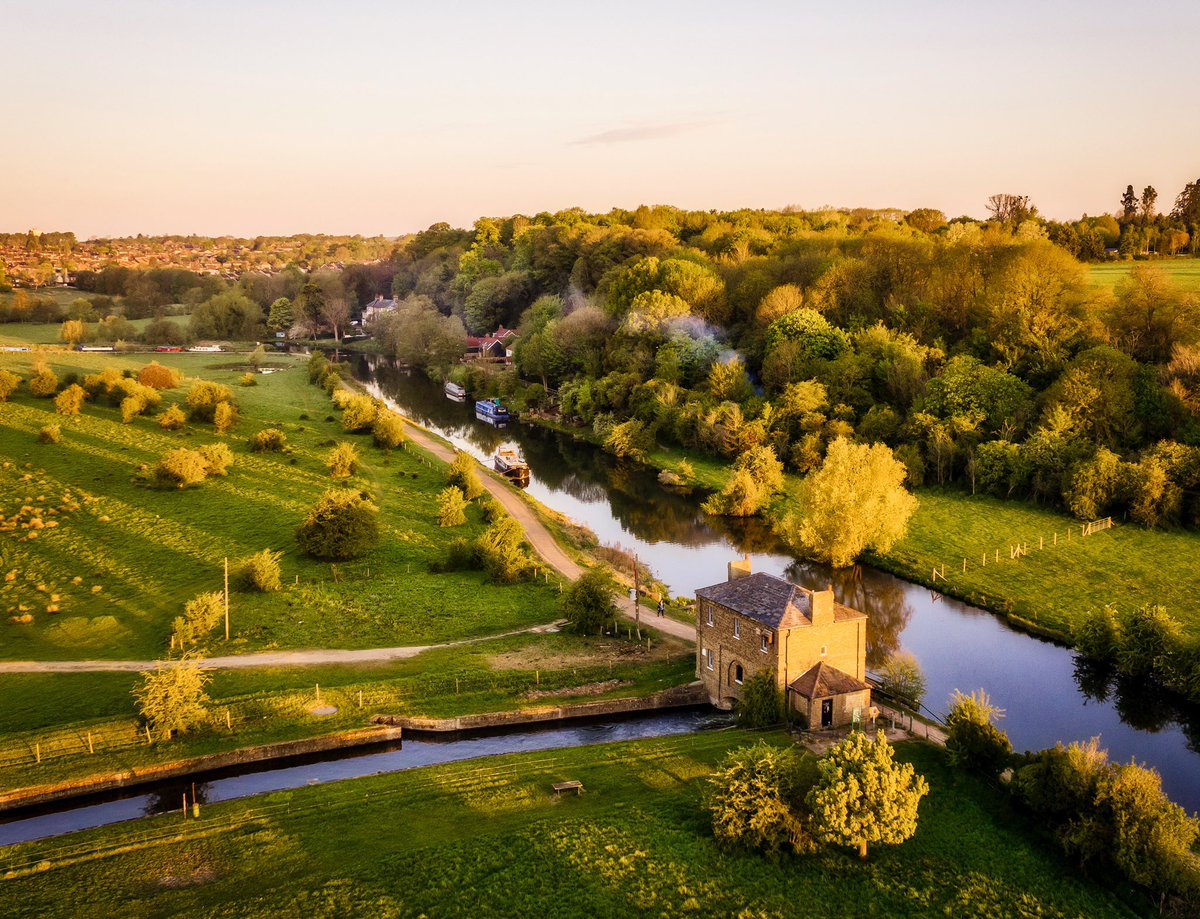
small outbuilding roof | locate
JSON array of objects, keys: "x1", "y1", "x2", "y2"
[{"x1": 788, "y1": 661, "x2": 869, "y2": 699}]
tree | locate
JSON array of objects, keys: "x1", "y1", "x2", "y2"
[
  {"x1": 170, "y1": 592, "x2": 224, "y2": 649},
  {"x1": 296, "y1": 489, "x2": 380, "y2": 560},
  {"x1": 189, "y1": 289, "x2": 264, "y2": 341},
  {"x1": 326, "y1": 442, "x2": 359, "y2": 478},
  {"x1": 1120, "y1": 185, "x2": 1139, "y2": 223},
  {"x1": 372, "y1": 410, "x2": 406, "y2": 449},
  {"x1": 437, "y1": 486, "x2": 469, "y2": 527},
  {"x1": 236, "y1": 549, "x2": 283, "y2": 592},
  {"x1": 877, "y1": 652, "x2": 926, "y2": 711},
  {"x1": 737, "y1": 671, "x2": 784, "y2": 727},
  {"x1": 185, "y1": 381, "x2": 234, "y2": 422},
  {"x1": 53, "y1": 384, "x2": 86, "y2": 417},
  {"x1": 321, "y1": 296, "x2": 351, "y2": 342},
  {"x1": 0, "y1": 370, "x2": 21, "y2": 401},
  {"x1": 1141, "y1": 185, "x2": 1158, "y2": 221},
  {"x1": 340, "y1": 394, "x2": 378, "y2": 432},
  {"x1": 986, "y1": 193, "x2": 1036, "y2": 226},
  {"x1": 28, "y1": 361, "x2": 58, "y2": 398},
  {"x1": 138, "y1": 361, "x2": 180, "y2": 390},
  {"x1": 59, "y1": 319, "x2": 86, "y2": 346},
  {"x1": 706, "y1": 742, "x2": 814, "y2": 857},
  {"x1": 1171, "y1": 178, "x2": 1200, "y2": 226},
  {"x1": 1109, "y1": 265, "x2": 1199, "y2": 364},
  {"x1": 447, "y1": 451, "x2": 484, "y2": 499},
  {"x1": 266, "y1": 297, "x2": 295, "y2": 334},
  {"x1": 475, "y1": 514, "x2": 534, "y2": 583},
  {"x1": 807, "y1": 731, "x2": 929, "y2": 859},
  {"x1": 945, "y1": 689, "x2": 1012, "y2": 777},
  {"x1": 783, "y1": 438, "x2": 918, "y2": 567},
  {"x1": 561, "y1": 567, "x2": 619, "y2": 635},
  {"x1": 134, "y1": 654, "x2": 211, "y2": 739}
]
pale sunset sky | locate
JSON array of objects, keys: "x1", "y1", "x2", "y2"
[{"x1": 3, "y1": 0, "x2": 1198, "y2": 238}]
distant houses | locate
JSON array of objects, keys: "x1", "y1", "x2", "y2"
[
  {"x1": 696, "y1": 557, "x2": 870, "y2": 729},
  {"x1": 465, "y1": 326, "x2": 517, "y2": 363},
  {"x1": 360, "y1": 293, "x2": 397, "y2": 325}
]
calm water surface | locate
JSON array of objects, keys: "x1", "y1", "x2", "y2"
[{"x1": 361, "y1": 358, "x2": 1200, "y2": 811}]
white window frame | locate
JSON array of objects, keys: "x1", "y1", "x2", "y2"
[
  {"x1": 760, "y1": 634, "x2": 769, "y2": 653},
  {"x1": 734, "y1": 664, "x2": 744, "y2": 685},
  {"x1": 733, "y1": 619, "x2": 740, "y2": 640},
  {"x1": 705, "y1": 648, "x2": 714, "y2": 670},
  {"x1": 705, "y1": 603, "x2": 713, "y2": 627}
]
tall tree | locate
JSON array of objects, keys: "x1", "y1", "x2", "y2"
[
  {"x1": 1120, "y1": 185, "x2": 1139, "y2": 223},
  {"x1": 985, "y1": 194, "x2": 1035, "y2": 226},
  {"x1": 1140, "y1": 185, "x2": 1158, "y2": 221}
]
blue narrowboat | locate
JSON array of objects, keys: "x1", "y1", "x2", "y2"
[{"x1": 475, "y1": 398, "x2": 510, "y2": 427}]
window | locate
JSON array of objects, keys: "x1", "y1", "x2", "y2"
[
  {"x1": 734, "y1": 664, "x2": 744, "y2": 685},
  {"x1": 821, "y1": 645, "x2": 828, "y2": 657},
  {"x1": 705, "y1": 604, "x2": 713, "y2": 627},
  {"x1": 733, "y1": 619, "x2": 740, "y2": 640},
  {"x1": 760, "y1": 634, "x2": 769, "y2": 653},
  {"x1": 705, "y1": 649, "x2": 714, "y2": 670}
]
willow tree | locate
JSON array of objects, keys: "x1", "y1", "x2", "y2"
[{"x1": 134, "y1": 654, "x2": 211, "y2": 740}]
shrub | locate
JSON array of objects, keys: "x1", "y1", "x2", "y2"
[
  {"x1": 38, "y1": 424, "x2": 61, "y2": 444},
  {"x1": 214, "y1": 401, "x2": 238, "y2": 434},
  {"x1": 249, "y1": 428, "x2": 288, "y2": 452},
  {"x1": 236, "y1": 549, "x2": 283, "y2": 592},
  {"x1": 876, "y1": 652, "x2": 927, "y2": 711},
  {"x1": 437, "y1": 486, "x2": 469, "y2": 527},
  {"x1": 0, "y1": 369, "x2": 20, "y2": 401},
  {"x1": 158, "y1": 404, "x2": 187, "y2": 431},
  {"x1": 705, "y1": 742, "x2": 814, "y2": 857},
  {"x1": 82, "y1": 367, "x2": 124, "y2": 399},
  {"x1": 185, "y1": 380, "x2": 233, "y2": 422},
  {"x1": 603, "y1": 418, "x2": 653, "y2": 460},
  {"x1": 239, "y1": 372, "x2": 257, "y2": 387},
  {"x1": 476, "y1": 514, "x2": 534, "y2": 583},
  {"x1": 737, "y1": 671, "x2": 785, "y2": 727},
  {"x1": 198, "y1": 443, "x2": 234, "y2": 476},
  {"x1": 341, "y1": 394, "x2": 378, "y2": 432},
  {"x1": 1115, "y1": 604, "x2": 1181, "y2": 678},
  {"x1": 372, "y1": 410, "x2": 406, "y2": 449},
  {"x1": 138, "y1": 362, "x2": 180, "y2": 390},
  {"x1": 945, "y1": 689, "x2": 1013, "y2": 777},
  {"x1": 326, "y1": 442, "x2": 359, "y2": 478},
  {"x1": 1076, "y1": 605, "x2": 1121, "y2": 661},
  {"x1": 296, "y1": 489, "x2": 380, "y2": 560},
  {"x1": 155, "y1": 448, "x2": 211, "y2": 488},
  {"x1": 447, "y1": 451, "x2": 484, "y2": 499},
  {"x1": 561, "y1": 568, "x2": 619, "y2": 635},
  {"x1": 28, "y1": 361, "x2": 58, "y2": 397},
  {"x1": 170, "y1": 592, "x2": 224, "y2": 649},
  {"x1": 307, "y1": 352, "x2": 330, "y2": 383},
  {"x1": 430, "y1": 537, "x2": 480, "y2": 572},
  {"x1": 134, "y1": 655, "x2": 211, "y2": 739},
  {"x1": 702, "y1": 467, "x2": 764, "y2": 517},
  {"x1": 54, "y1": 384, "x2": 87, "y2": 416}
]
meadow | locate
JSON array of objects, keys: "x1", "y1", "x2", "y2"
[
  {"x1": 1087, "y1": 257, "x2": 1200, "y2": 293},
  {"x1": 0, "y1": 350, "x2": 563, "y2": 662},
  {"x1": 0, "y1": 731, "x2": 1154, "y2": 918}
]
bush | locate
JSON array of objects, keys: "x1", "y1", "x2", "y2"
[
  {"x1": 38, "y1": 424, "x2": 61, "y2": 444},
  {"x1": 239, "y1": 372, "x2": 257, "y2": 387},
  {"x1": 249, "y1": 428, "x2": 288, "y2": 452},
  {"x1": 341, "y1": 394, "x2": 378, "y2": 432},
  {"x1": 54, "y1": 384, "x2": 87, "y2": 416},
  {"x1": 158, "y1": 404, "x2": 187, "y2": 430},
  {"x1": 326, "y1": 442, "x2": 359, "y2": 478},
  {"x1": 945, "y1": 689, "x2": 1013, "y2": 777},
  {"x1": 134, "y1": 655, "x2": 211, "y2": 739},
  {"x1": 155, "y1": 448, "x2": 211, "y2": 488},
  {"x1": 185, "y1": 381, "x2": 233, "y2": 422},
  {"x1": 372, "y1": 410, "x2": 406, "y2": 449},
  {"x1": 198, "y1": 442, "x2": 234, "y2": 476},
  {"x1": 0, "y1": 369, "x2": 20, "y2": 401},
  {"x1": 702, "y1": 467, "x2": 764, "y2": 517},
  {"x1": 437, "y1": 486, "x2": 469, "y2": 527},
  {"x1": 138, "y1": 362, "x2": 180, "y2": 390},
  {"x1": 447, "y1": 451, "x2": 485, "y2": 500},
  {"x1": 236, "y1": 549, "x2": 283, "y2": 592},
  {"x1": 430, "y1": 537, "x2": 481, "y2": 573},
  {"x1": 705, "y1": 742, "x2": 815, "y2": 858},
  {"x1": 603, "y1": 418, "x2": 653, "y2": 460},
  {"x1": 561, "y1": 568, "x2": 619, "y2": 635},
  {"x1": 876, "y1": 652, "x2": 927, "y2": 711},
  {"x1": 170, "y1": 592, "x2": 224, "y2": 649},
  {"x1": 214, "y1": 401, "x2": 238, "y2": 434},
  {"x1": 476, "y1": 514, "x2": 534, "y2": 583},
  {"x1": 28, "y1": 361, "x2": 58, "y2": 397},
  {"x1": 737, "y1": 671, "x2": 785, "y2": 727},
  {"x1": 296, "y1": 488, "x2": 380, "y2": 560}
]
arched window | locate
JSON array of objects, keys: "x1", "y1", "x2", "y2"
[{"x1": 734, "y1": 664, "x2": 744, "y2": 685}]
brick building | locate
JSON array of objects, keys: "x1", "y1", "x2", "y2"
[{"x1": 695, "y1": 557, "x2": 870, "y2": 729}]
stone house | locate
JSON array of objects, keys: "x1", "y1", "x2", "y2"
[{"x1": 695, "y1": 557, "x2": 870, "y2": 729}]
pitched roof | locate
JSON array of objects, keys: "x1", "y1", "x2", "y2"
[
  {"x1": 788, "y1": 661, "x2": 869, "y2": 699},
  {"x1": 696, "y1": 572, "x2": 865, "y2": 630}
]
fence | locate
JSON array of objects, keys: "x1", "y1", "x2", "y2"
[{"x1": 929, "y1": 517, "x2": 1114, "y2": 585}]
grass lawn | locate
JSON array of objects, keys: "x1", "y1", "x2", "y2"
[
  {"x1": 0, "y1": 351, "x2": 563, "y2": 660},
  {"x1": 1087, "y1": 257, "x2": 1200, "y2": 293},
  {"x1": 877, "y1": 488, "x2": 1200, "y2": 639},
  {"x1": 0, "y1": 732, "x2": 1153, "y2": 918}
]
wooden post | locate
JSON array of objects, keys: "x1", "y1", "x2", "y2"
[
  {"x1": 315, "y1": 683, "x2": 321, "y2": 704},
  {"x1": 358, "y1": 690, "x2": 363, "y2": 709},
  {"x1": 87, "y1": 732, "x2": 94, "y2": 754},
  {"x1": 226, "y1": 709, "x2": 232, "y2": 730},
  {"x1": 182, "y1": 793, "x2": 187, "y2": 821},
  {"x1": 224, "y1": 557, "x2": 230, "y2": 642},
  {"x1": 1054, "y1": 532, "x2": 1057, "y2": 546},
  {"x1": 1039, "y1": 536, "x2": 1043, "y2": 550},
  {"x1": 455, "y1": 678, "x2": 459, "y2": 696},
  {"x1": 535, "y1": 670, "x2": 539, "y2": 686},
  {"x1": 981, "y1": 553, "x2": 986, "y2": 567},
  {"x1": 995, "y1": 549, "x2": 999, "y2": 562},
  {"x1": 145, "y1": 724, "x2": 152, "y2": 744},
  {"x1": 35, "y1": 742, "x2": 40, "y2": 764},
  {"x1": 963, "y1": 558, "x2": 967, "y2": 574},
  {"x1": 633, "y1": 553, "x2": 642, "y2": 642}
]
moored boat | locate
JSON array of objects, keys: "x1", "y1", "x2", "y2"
[
  {"x1": 493, "y1": 447, "x2": 530, "y2": 485},
  {"x1": 475, "y1": 398, "x2": 510, "y2": 427},
  {"x1": 444, "y1": 381, "x2": 466, "y2": 402}
]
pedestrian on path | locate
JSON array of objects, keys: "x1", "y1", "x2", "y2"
[{"x1": 657, "y1": 598, "x2": 665, "y2": 617}]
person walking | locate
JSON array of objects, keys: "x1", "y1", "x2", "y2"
[{"x1": 657, "y1": 597, "x2": 665, "y2": 618}]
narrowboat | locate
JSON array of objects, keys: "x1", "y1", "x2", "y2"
[
  {"x1": 493, "y1": 447, "x2": 530, "y2": 485},
  {"x1": 475, "y1": 398, "x2": 510, "y2": 427},
  {"x1": 444, "y1": 381, "x2": 466, "y2": 402}
]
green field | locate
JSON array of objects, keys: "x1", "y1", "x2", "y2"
[
  {"x1": 0, "y1": 732, "x2": 1153, "y2": 918},
  {"x1": 1087, "y1": 257, "x2": 1200, "y2": 293},
  {"x1": 0, "y1": 351, "x2": 563, "y2": 661},
  {"x1": 878, "y1": 489, "x2": 1200, "y2": 639},
  {"x1": 0, "y1": 318, "x2": 156, "y2": 347}
]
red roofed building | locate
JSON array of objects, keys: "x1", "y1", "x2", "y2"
[{"x1": 465, "y1": 326, "x2": 517, "y2": 362}]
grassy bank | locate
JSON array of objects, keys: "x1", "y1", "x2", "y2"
[
  {"x1": 0, "y1": 731, "x2": 1152, "y2": 918},
  {"x1": 0, "y1": 351, "x2": 562, "y2": 661},
  {"x1": 1087, "y1": 257, "x2": 1200, "y2": 293}
]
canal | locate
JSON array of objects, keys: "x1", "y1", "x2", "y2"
[{"x1": 359, "y1": 357, "x2": 1200, "y2": 811}]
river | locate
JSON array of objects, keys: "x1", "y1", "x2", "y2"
[{"x1": 359, "y1": 357, "x2": 1200, "y2": 811}]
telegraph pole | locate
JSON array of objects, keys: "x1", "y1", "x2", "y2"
[
  {"x1": 224, "y1": 557, "x2": 230, "y2": 641},
  {"x1": 633, "y1": 554, "x2": 641, "y2": 641}
]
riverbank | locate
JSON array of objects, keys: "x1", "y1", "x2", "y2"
[{"x1": 0, "y1": 730, "x2": 1155, "y2": 917}]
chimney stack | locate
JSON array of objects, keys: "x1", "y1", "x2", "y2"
[
  {"x1": 811, "y1": 584, "x2": 834, "y2": 625},
  {"x1": 727, "y1": 553, "x2": 752, "y2": 582}
]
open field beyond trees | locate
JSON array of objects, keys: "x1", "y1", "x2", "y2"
[
  {"x1": 1087, "y1": 257, "x2": 1200, "y2": 293},
  {"x1": 0, "y1": 732, "x2": 1155, "y2": 918}
]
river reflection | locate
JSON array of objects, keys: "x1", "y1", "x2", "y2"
[{"x1": 359, "y1": 357, "x2": 1200, "y2": 811}]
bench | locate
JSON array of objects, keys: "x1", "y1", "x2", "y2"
[{"x1": 551, "y1": 780, "x2": 584, "y2": 796}]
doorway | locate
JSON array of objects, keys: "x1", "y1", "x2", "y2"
[{"x1": 821, "y1": 698, "x2": 833, "y2": 728}]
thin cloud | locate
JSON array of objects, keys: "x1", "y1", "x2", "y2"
[{"x1": 571, "y1": 122, "x2": 711, "y2": 145}]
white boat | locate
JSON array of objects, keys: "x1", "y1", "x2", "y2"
[
  {"x1": 444, "y1": 381, "x2": 466, "y2": 402},
  {"x1": 494, "y1": 447, "x2": 530, "y2": 485},
  {"x1": 187, "y1": 345, "x2": 223, "y2": 353}
]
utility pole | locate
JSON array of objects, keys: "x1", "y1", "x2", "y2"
[
  {"x1": 633, "y1": 553, "x2": 641, "y2": 641},
  {"x1": 224, "y1": 557, "x2": 230, "y2": 641}
]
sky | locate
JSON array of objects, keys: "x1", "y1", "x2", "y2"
[{"x1": 3, "y1": 0, "x2": 1199, "y2": 238}]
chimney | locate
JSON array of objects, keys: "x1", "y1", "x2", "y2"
[
  {"x1": 811, "y1": 583, "x2": 834, "y2": 626},
  {"x1": 727, "y1": 553, "x2": 752, "y2": 582}
]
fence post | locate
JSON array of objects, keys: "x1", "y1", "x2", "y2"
[{"x1": 87, "y1": 732, "x2": 94, "y2": 754}]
